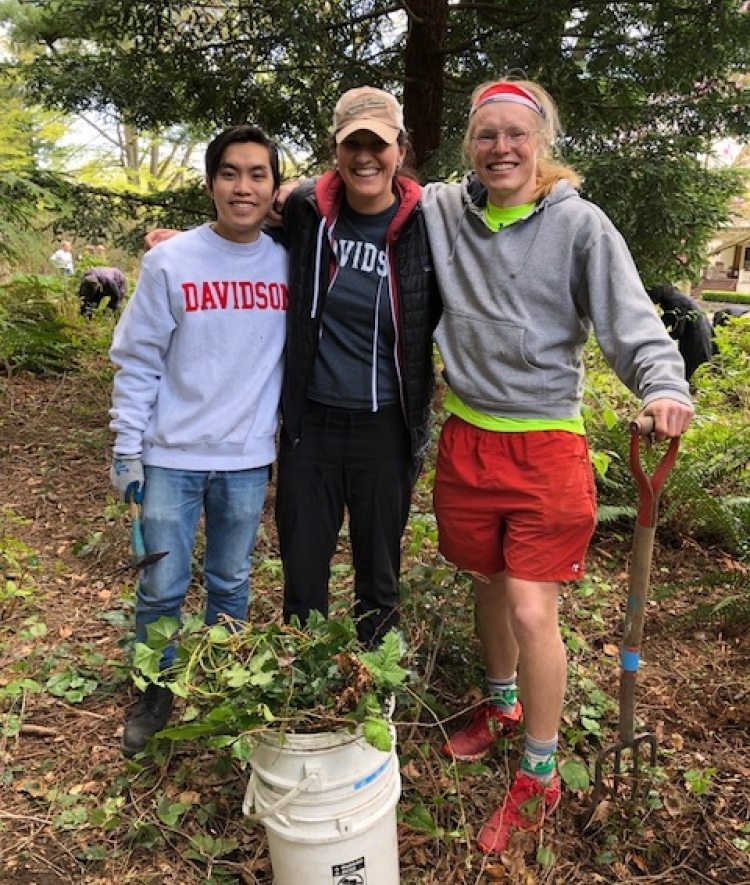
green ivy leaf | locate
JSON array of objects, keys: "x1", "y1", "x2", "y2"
[
  {"x1": 158, "y1": 721, "x2": 219, "y2": 740},
  {"x1": 580, "y1": 716, "x2": 602, "y2": 736},
  {"x1": 64, "y1": 679, "x2": 98, "y2": 703},
  {"x1": 207, "y1": 624, "x2": 231, "y2": 644},
  {"x1": 184, "y1": 834, "x2": 239, "y2": 861},
  {"x1": 45, "y1": 672, "x2": 72, "y2": 697},
  {"x1": 157, "y1": 798, "x2": 191, "y2": 826},
  {"x1": 559, "y1": 759, "x2": 590, "y2": 792},
  {"x1": 362, "y1": 717, "x2": 392, "y2": 752},
  {"x1": 230, "y1": 736, "x2": 254, "y2": 764},
  {"x1": 131, "y1": 643, "x2": 164, "y2": 681},
  {"x1": 144, "y1": 616, "x2": 179, "y2": 647},
  {"x1": 166, "y1": 679, "x2": 189, "y2": 699},
  {"x1": 250, "y1": 670, "x2": 276, "y2": 687},
  {"x1": 248, "y1": 647, "x2": 273, "y2": 667},
  {"x1": 224, "y1": 662, "x2": 254, "y2": 689},
  {"x1": 404, "y1": 803, "x2": 444, "y2": 837}
]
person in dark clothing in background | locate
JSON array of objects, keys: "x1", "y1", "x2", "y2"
[
  {"x1": 647, "y1": 282, "x2": 715, "y2": 381},
  {"x1": 78, "y1": 266, "x2": 128, "y2": 316},
  {"x1": 713, "y1": 304, "x2": 750, "y2": 328}
]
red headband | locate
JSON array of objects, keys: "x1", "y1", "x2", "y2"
[{"x1": 471, "y1": 83, "x2": 546, "y2": 119}]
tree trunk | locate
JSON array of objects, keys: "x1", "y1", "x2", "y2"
[
  {"x1": 122, "y1": 124, "x2": 141, "y2": 188},
  {"x1": 402, "y1": 0, "x2": 448, "y2": 170}
]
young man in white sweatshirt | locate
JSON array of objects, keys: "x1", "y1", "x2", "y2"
[{"x1": 108, "y1": 124, "x2": 288, "y2": 756}]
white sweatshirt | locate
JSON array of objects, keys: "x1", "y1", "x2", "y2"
[{"x1": 109, "y1": 223, "x2": 288, "y2": 470}]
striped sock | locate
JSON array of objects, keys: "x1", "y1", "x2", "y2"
[
  {"x1": 487, "y1": 674, "x2": 518, "y2": 714},
  {"x1": 521, "y1": 733, "x2": 558, "y2": 783}
]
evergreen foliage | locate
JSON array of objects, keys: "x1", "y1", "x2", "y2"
[
  {"x1": 26, "y1": 169, "x2": 210, "y2": 252},
  {"x1": 1, "y1": 1, "x2": 749, "y2": 275}
]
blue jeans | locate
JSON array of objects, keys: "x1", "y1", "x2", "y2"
[{"x1": 135, "y1": 466, "x2": 269, "y2": 666}]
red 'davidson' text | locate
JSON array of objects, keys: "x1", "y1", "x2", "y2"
[{"x1": 182, "y1": 280, "x2": 288, "y2": 312}]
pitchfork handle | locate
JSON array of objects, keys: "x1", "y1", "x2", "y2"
[
  {"x1": 628, "y1": 418, "x2": 679, "y2": 529},
  {"x1": 618, "y1": 420, "x2": 679, "y2": 744}
]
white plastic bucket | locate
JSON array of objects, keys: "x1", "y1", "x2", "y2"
[{"x1": 243, "y1": 728, "x2": 401, "y2": 885}]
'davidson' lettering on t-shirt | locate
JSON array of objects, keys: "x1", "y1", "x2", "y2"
[
  {"x1": 332, "y1": 239, "x2": 388, "y2": 277},
  {"x1": 181, "y1": 279, "x2": 289, "y2": 312}
]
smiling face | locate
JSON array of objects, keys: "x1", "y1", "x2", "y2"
[
  {"x1": 335, "y1": 129, "x2": 406, "y2": 214},
  {"x1": 206, "y1": 142, "x2": 278, "y2": 243},
  {"x1": 468, "y1": 102, "x2": 542, "y2": 208}
]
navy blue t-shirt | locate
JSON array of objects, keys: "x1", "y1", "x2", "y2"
[{"x1": 309, "y1": 199, "x2": 400, "y2": 409}]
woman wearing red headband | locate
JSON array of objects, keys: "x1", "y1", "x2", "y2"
[{"x1": 422, "y1": 79, "x2": 693, "y2": 852}]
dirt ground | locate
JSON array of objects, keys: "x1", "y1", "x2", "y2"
[{"x1": 0, "y1": 369, "x2": 748, "y2": 885}]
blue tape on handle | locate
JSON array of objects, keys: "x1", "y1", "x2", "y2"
[{"x1": 620, "y1": 648, "x2": 640, "y2": 672}]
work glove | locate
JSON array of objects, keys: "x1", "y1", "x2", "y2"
[{"x1": 110, "y1": 456, "x2": 145, "y2": 503}]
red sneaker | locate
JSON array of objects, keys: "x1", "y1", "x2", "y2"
[
  {"x1": 441, "y1": 701, "x2": 523, "y2": 762},
  {"x1": 477, "y1": 770, "x2": 561, "y2": 855}
]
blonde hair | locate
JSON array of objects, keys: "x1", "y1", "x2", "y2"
[{"x1": 463, "y1": 79, "x2": 582, "y2": 199}]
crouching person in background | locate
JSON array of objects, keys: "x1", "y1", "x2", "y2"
[{"x1": 78, "y1": 266, "x2": 128, "y2": 317}]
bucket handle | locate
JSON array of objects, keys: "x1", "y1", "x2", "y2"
[{"x1": 243, "y1": 769, "x2": 321, "y2": 822}]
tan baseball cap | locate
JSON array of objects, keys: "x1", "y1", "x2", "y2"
[{"x1": 333, "y1": 87, "x2": 404, "y2": 144}]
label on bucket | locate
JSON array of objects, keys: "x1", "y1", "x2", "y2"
[{"x1": 332, "y1": 856, "x2": 366, "y2": 885}]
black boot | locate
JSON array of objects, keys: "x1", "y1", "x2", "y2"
[{"x1": 122, "y1": 683, "x2": 174, "y2": 757}]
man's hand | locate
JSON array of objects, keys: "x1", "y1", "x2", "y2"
[
  {"x1": 110, "y1": 456, "x2": 145, "y2": 503},
  {"x1": 144, "y1": 229, "x2": 180, "y2": 250}
]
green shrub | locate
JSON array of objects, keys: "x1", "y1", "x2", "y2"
[
  {"x1": 0, "y1": 275, "x2": 115, "y2": 375},
  {"x1": 700, "y1": 290, "x2": 750, "y2": 305},
  {"x1": 694, "y1": 318, "x2": 750, "y2": 411},
  {"x1": 583, "y1": 333, "x2": 750, "y2": 553},
  {"x1": 583, "y1": 329, "x2": 750, "y2": 630},
  {"x1": 0, "y1": 275, "x2": 82, "y2": 375}
]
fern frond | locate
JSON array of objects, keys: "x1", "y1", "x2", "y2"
[
  {"x1": 675, "y1": 593, "x2": 750, "y2": 632},
  {"x1": 596, "y1": 504, "x2": 636, "y2": 525},
  {"x1": 672, "y1": 570, "x2": 750, "y2": 632},
  {"x1": 660, "y1": 467, "x2": 746, "y2": 552}
]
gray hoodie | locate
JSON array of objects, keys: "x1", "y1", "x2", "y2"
[{"x1": 422, "y1": 175, "x2": 692, "y2": 419}]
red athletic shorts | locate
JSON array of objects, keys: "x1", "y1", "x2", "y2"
[{"x1": 433, "y1": 416, "x2": 597, "y2": 580}]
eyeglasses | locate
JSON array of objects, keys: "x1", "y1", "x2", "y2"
[{"x1": 471, "y1": 127, "x2": 539, "y2": 149}]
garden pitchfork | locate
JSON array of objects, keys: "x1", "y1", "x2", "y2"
[{"x1": 582, "y1": 416, "x2": 679, "y2": 828}]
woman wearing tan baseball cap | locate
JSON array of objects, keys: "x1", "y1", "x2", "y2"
[
  {"x1": 331, "y1": 86, "x2": 404, "y2": 144},
  {"x1": 274, "y1": 86, "x2": 441, "y2": 647}
]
